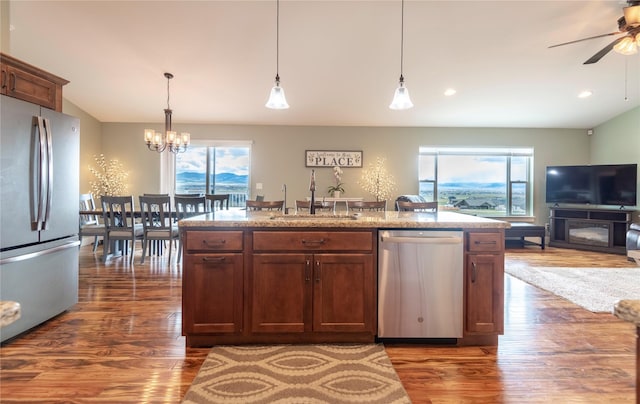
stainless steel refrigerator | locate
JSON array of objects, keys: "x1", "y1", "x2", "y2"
[{"x1": 0, "y1": 95, "x2": 80, "y2": 342}]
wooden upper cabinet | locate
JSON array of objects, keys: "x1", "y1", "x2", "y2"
[{"x1": 1, "y1": 53, "x2": 68, "y2": 111}]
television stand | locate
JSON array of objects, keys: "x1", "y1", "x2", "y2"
[{"x1": 549, "y1": 207, "x2": 634, "y2": 255}]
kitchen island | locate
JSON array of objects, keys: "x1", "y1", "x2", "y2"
[{"x1": 179, "y1": 210, "x2": 509, "y2": 347}]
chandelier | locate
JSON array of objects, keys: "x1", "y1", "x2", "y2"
[{"x1": 144, "y1": 72, "x2": 190, "y2": 153}]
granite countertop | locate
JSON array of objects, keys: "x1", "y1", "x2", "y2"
[
  {"x1": 0, "y1": 301, "x2": 21, "y2": 328},
  {"x1": 614, "y1": 300, "x2": 640, "y2": 327},
  {"x1": 179, "y1": 210, "x2": 510, "y2": 229}
]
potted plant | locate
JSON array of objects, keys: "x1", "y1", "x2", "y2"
[{"x1": 327, "y1": 166, "x2": 345, "y2": 197}]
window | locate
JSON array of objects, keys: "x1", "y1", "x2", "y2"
[
  {"x1": 419, "y1": 147, "x2": 533, "y2": 217},
  {"x1": 175, "y1": 141, "x2": 251, "y2": 208}
]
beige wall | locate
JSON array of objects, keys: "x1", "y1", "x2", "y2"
[
  {"x1": 591, "y1": 105, "x2": 640, "y2": 210},
  {"x1": 591, "y1": 106, "x2": 640, "y2": 165},
  {"x1": 99, "y1": 122, "x2": 589, "y2": 224},
  {"x1": 77, "y1": 106, "x2": 638, "y2": 227},
  {"x1": 63, "y1": 99, "x2": 102, "y2": 195}
]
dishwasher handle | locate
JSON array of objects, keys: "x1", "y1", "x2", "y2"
[{"x1": 380, "y1": 235, "x2": 462, "y2": 245}]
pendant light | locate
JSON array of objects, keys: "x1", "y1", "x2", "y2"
[
  {"x1": 389, "y1": 0, "x2": 414, "y2": 110},
  {"x1": 144, "y1": 72, "x2": 190, "y2": 154},
  {"x1": 266, "y1": 0, "x2": 289, "y2": 109}
]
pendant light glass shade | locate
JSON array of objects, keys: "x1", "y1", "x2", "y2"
[
  {"x1": 266, "y1": 75, "x2": 289, "y2": 109},
  {"x1": 389, "y1": 75, "x2": 414, "y2": 110}
]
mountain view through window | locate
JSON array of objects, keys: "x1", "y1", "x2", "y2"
[{"x1": 175, "y1": 145, "x2": 250, "y2": 207}]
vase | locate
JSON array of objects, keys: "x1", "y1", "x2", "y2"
[{"x1": 333, "y1": 191, "x2": 341, "y2": 198}]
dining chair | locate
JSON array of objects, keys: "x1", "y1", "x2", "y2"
[
  {"x1": 396, "y1": 200, "x2": 438, "y2": 212},
  {"x1": 138, "y1": 195, "x2": 179, "y2": 264},
  {"x1": 175, "y1": 193, "x2": 204, "y2": 197},
  {"x1": 174, "y1": 195, "x2": 207, "y2": 218},
  {"x1": 100, "y1": 195, "x2": 143, "y2": 265},
  {"x1": 294, "y1": 199, "x2": 335, "y2": 213},
  {"x1": 246, "y1": 200, "x2": 284, "y2": 211},
  {"x1": 346, "y1": 200, "x2": 387, "y2": 212},
  {"x1": 205, "y1": 194, "x2": 230, "y2": 211},
  {"x1": 174, "y1": 195, "x2": 207, "y2": 261},
  {"x1": 79, "y1": 193, "x2": 106, "y2": 253}
]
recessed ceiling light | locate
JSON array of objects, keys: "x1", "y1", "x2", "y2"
[
  {"x1": 578, "y1": 90, "x2": 593, "y2": 98},
  {"x1": 444, "y1": 88, "x2": 457, "y2": 96}
]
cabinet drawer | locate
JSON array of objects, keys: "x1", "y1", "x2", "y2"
[
  {"x1": 5, "y1": 66, "x2": 58, "y2": 110},
  {"x1": 253, "y1": 231, "x2": 373, "y2": 252},
  {"x1": 186, "y1": 231, "x2": 243, "y2": 252},
  {"x1": 467, "y1": 232, "x2": 502, "y2": 252}
]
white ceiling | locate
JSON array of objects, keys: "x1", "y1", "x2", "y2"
[{"x1": 5, "y1": 0, "x2": 640, "y2": 129}]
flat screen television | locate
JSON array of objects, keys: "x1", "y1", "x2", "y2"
[{"x1": 545, "y1": 164, "x2": 637, "y2": 207}]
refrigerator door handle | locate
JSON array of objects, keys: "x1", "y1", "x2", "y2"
[
  {"x1": 0, "y1": 239, "x2": 80, "y2": 265},
  {"x1": 34, "y1": 116, "x2": 48, "y2": 231},
  {"x1": 43, "y1": 117, "x2": 53, "y2": 229}
]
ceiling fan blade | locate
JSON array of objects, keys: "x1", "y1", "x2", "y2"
[
  {"x1": 548, "y1": 32, "x2": 621, "y2": 48},
  {"x1": 583, "y1": 36, "x2": 627, "y2": 64}
]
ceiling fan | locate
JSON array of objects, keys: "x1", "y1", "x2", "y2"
[{"x1": 549, "y1": 0, "x2": 640, "y2": 64}]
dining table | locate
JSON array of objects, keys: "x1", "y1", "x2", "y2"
[{"x1": 79, "y1": 209, "x2": 205, "y2": 260}]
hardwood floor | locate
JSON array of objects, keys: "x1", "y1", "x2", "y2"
[{"x1": 1, "y1": 243, "x2": 637, "y2": 403}]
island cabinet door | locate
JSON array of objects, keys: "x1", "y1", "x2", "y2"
[
  {"x1": 465, "y1": 253, "x2": 504, "y2": 334},
  {"x1": 312, "y1": 253, "x2": 375, "y2": 333},
  {"x1": 251, "y1": 253, "x2": 313, "y2": 333},
  {"x1": 183, "y1": 253, "x2": 244, "y2": 335}
]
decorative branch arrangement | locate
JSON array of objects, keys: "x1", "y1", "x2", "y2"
[
  {"x1": 358, "y1": 157, "x2": 396, "y2": 201},
  {"x1": 88, "y1": 154, "x2": 129, "y2": 196}
]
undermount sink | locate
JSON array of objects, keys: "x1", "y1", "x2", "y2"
[{"x1": 269, "y1": 214, "x2": 359, "y2": 221}]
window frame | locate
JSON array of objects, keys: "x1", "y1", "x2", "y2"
[
  {"x1": 162, "y1": 139, "x2": 253, "y2": 201},
  {"x1": 419, "y1": 147, "x2": 534, "y2": 217}
]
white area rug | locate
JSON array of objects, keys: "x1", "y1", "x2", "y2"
[{"x1": 505, "y1": 266, "x2": 640, "y2": 313}]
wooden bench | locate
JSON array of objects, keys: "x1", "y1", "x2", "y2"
[{"x1": 505, "y1": 222, "x2": 545, "y2": 249}]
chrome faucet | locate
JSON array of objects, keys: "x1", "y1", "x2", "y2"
[
  {"x1": 309, "y1": 169, "x2": 316, "y2": 214},
  {"x1": 281, "y1": 183, "x2": 287, "y2": 213}
]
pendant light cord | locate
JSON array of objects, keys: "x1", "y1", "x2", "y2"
[
  {"x1": 400, "y1": 0, "x2": 405, "y2": 79},
  {"x1": 276, "y1": 0, "x2": 280, "y2": 80},
  {"x1": 624, "y1": 58, "x2": 628, "y2": 101}
]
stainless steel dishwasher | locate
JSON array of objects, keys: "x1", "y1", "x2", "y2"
[{"x1": 378, "y1": 229, "x2": 463, "y2": 339}]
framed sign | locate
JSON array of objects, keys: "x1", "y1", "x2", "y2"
[{"x1": 305, "y1": 150, "x2": 363, "y2": 167}]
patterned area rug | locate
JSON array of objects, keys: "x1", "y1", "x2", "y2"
[
  {"x1": 505, "y1": 266, "x2": 640, "y2": 313},
  {"x1": 181, "y1": 344, "x2": 411, "y2": 404}
]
